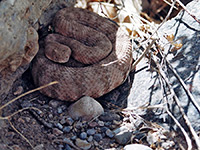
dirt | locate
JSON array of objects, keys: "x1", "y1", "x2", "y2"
[{"x1": 0, "y1": 67, "x2": 135, "y2": 150}]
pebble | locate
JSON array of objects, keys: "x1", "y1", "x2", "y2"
[
  {"x1": 49, "y1": 100, "x2": 62, "y2": 108},
  {"x1": 75, "y1": 138, "x2": 91, "y2": 150},
  {"x1": 64, "y1": 144, "x2": 72, "y2": 150},
  {"x1": 63, "y1": 126, "x2": 72, "y2": 133},
  {"x1": 114, "y1": 130, "x2": 132, "y2": 145},
  {"x1": 33, "y1": 144, "x2": 44, "y2": 150},
  {"x1": 58, "y1": 144, "x2": 64, "y2": 150},
  {"x1": 53, "y1": 128, "x2": 63, "y2": 136},
  {"x1": 13, "y1": 86, "x2": 23, "y2": 95},
  {"x1": 93, "y1": 134, "x2": 103, "y2": 142},
  {"x1": 56, "y1": 123, "x2": 63, "y2": 130},
  {"x1": 75, "y1": 121, "x2": 83, "y2": 130},
  {"x1": 99, "y1": 112, "x2": 121, "y2": 122},
  {"x1": 87, "y1": 136, "x2": 93, "y2": 142},
  {"x1": 60, "y1": 116, "x2": 74, "y2": 125},
  {"x1": 98, "y1": 120, "x2": 104, "y2": 126},
  {"x1": 57, "y1": 107, "x2": 63, "y2": 114},
  {"x1": 70, "y1": 135, "x2": 77, "y2": 141},
  {"x1": 100, "y1": 127, "x2": 109, "y2": 133},
  {"x1": 88, "y1": 121, "x2": 98, "y2": 128},
  {"x1": 124, "y1": 144, "x2": 152, "y2": 150},
  {"x1": 86, "y1": 128, "x2": 96, "y2": 135},
  {"x1": 104, "y1": 122, "x2": 112, "y2": 126},
  {"x1": 113, "y1": 126, "x2": 129, "y2": 135},
  {"x1": 105, "y1": 129, "x2": 115, "y2": 138},
  {"x1": 11, "y1": 145, "x2": 22, "y2": 150},
  {"x1": 68, "y1": 96, "x2": 104, "y2": 121},
  {"x1": 65, "y1": 117, "x2": 74, "y2": 125},
  {"x1": 80, "y1": 132, "x2": 87, "y2": 140}
]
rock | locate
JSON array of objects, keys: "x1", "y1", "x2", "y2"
[
  {"x1": 68, "y1": 96, "x2": 104, "y2": 121},
  {"x1": 53, "y1": 128, "x2": 63, "y2": 136},
  {"x1": 63, "y1": 126, "x2": 72, "y2": 133},
  {"x1": 99, "y1": 112, "x2": 121, "y2": 122},
  {"x1": 60, "y1": 116, "x2": 74, "y2": 125},
  {"x1": 33, "y1": 144, "x2": 44, "y2": 150},
  {"x1": 75, "y1": 138, "x2": 91, "y2": 150},
  {"x1": 124, "y1": 144, "x2": 152, "y2": 150},
  {"x1": 105, "y1": 129, "x2": 115, "y2": 138},
  {"x1": 11, "y1": 145, "x2": 22, "y2": 150},
  {"x1": 88, "y1": 121, "x2": 98, "y2": 128},
  {"x1": 56, "y1": 123, "x2": 63, "y2": 130},
  {"x1": 49, "y1": 100, "x2": 63, "y2": 108},
  {"x1": 86, "y1": 128, "x2": 96, "y2": 135},
  {"x1": 114, "y1": 129, "x2": 132, "y2": 145},
  {"x1": 127, "y1": 0, "x2": 200, "y2": 130},
  {"x1": 64, "y1": 144, "x2": 72, "y2": 150},
  {"x1": 98, "y1": 120, "x2": 104, "y2": 127},
  {"x1": 87, "y1": 136, "x2": 93, "y2": 142},
  {"x1": 80, "y1": 132, "x2": 87, "y2": 140},
  {"x1": 93, "y1": 134, "x2": 103, "y2": 142},
  {"x1": 113, "y1": 126, "x2": 129, "y2": 135},
  {"x1": 13, "y1": 86, "x2": 24, "y2": 95}
]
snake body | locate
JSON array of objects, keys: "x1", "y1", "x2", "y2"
[{"x1": 32, "y1": 7, "x2": 133, "y2": 101}]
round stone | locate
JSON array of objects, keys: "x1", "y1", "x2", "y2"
[
  {"x1": 93, "y1": 134, "x2": 103, "y2": 142},
  {"x1": 86, "y1": 128, "x2": 96, "y2": 135},
  {"x1": 80, "y1": 132, "x2": 87, "y2": 140}
]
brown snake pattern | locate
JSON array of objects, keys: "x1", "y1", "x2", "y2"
[{"x1": 31, "y1": 7, "x2": 133, "y2": 101}]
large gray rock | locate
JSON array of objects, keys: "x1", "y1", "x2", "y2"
[
  {"x1": 128, "y1": 0, "x2": 200, "y2": 130},
  {"x1": 0, "y1": 0, "x2": 75, "y2": 101},
  {"x1": 68, "y1": 96, "x2": 104, "y2": 121}
]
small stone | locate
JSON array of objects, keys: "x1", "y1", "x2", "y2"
[
  {"x1": 70, "y1": 135, "x2": 77, "y2": 140},
  {"x1": 88, "y1": 121, "x2": 98, "y2": 128},
  {"x1": 68, "y1": 96, "x2": 104, "y2": 121},
  {"x1": 13, "y1": 86, "x2": 23, "y2": 95},
  {"x1": 75, "y1": 138, "x2": 91, "y2": 150},
  {"x1": 86, "y1": 128, "x2": 96, "y2": 135},
  {"x1": 49, "y1": 114, "x2": 53, "y2": 119},
  {"x1": 124, "y1": 144, "x2": 152, "y2": 150},
  {"x1": 113, "y1": 120, "x2": 122, "y2": 125},
  {"x1": 104, "y1": 122, "x2": 112, "y2": 126},
  {"x1": 98, "y1": 121, "x2": 104, "y2": 126},
  {"x1": 113, "y1": 126, "x2": 129, "y2": 135},
  {"x1": 60, "y1": 116, "x2": 74, "y2": 125},
  {"x1": 33, "y1": 144, "x2": 44, "y2": 150},
  {"x1": 93, "y1": 134, "x2": 103, "y2": 142},
  {"x1": 56, "y1": 123, "x2": 63, "y2": 130},
  {"x1": 100, "y1": 127, "x2": 109, "y2": 133},
  {"x1": 11, "y1": 145, "x2": 22, "y2": 150},
  {"x1": 87, "y1": 136, "x2": 93, "y2": 142},
  {"x1": 53, "y1": 128, "x2": 63, "y2": 136},
  {"x1": 106, "y1": 129, "x2": 115, "y2": 138},
  {"x1": 58, "y1": 144, "x2": 64, "y2": 150},
  {"x1": 80, "y1": 132, "x2": 87, "y2": 140},
  {"x1": 64, "y1": 144, "x2": 72, "y2": 150},
  {"x1": 99, "y1": 112, "x2": 121, "y2": 122},
  {"x1": 49, "y1": 100, "x2": 62, "y2": 108},
  {"x1": 63, "y1": 126, "x2": 72, "y2": 133},
  {"x1": 57, "y1": 107, "x2": 63, "y2": 114},
  {"x1": 114, "y1": 130, "x2": 132, "y2": 145},
  {"x1": 75, "y1": 121, "x2": 83, "y2": 130},
  {"x1": 93, "y1": 141, "x2": 99, "y2": 147}
]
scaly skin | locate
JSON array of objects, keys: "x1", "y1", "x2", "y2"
[{"x1": 31, "y1": 7, "x2": 133, "y2": 101}]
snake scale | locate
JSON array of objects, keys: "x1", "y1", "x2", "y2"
[{"x1": 31, "y1": 7, "x2": 133, "y2": 101}]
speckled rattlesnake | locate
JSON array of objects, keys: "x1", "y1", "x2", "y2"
[{"x1": 31, "y1": 7, "x2": 133, "y2": 101}]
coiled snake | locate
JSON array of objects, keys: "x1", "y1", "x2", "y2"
[{"x1": 31, "y1": 7, "x2": 133, "y2": 101}]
